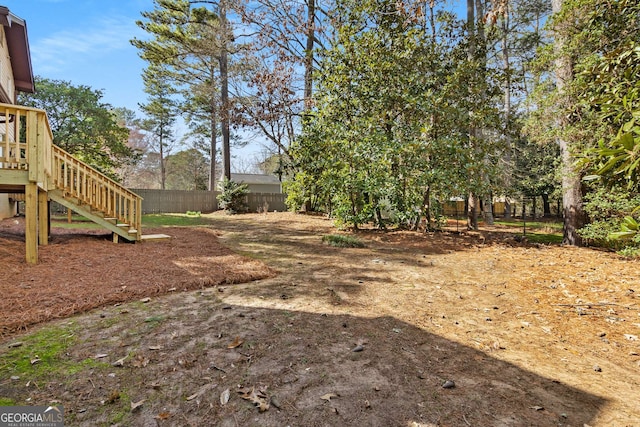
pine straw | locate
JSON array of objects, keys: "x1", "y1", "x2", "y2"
[{"x1": 0, "y1": 220, "x2": 276, "y2": 337}]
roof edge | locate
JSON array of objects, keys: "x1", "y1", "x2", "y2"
[{"x1": 0, "y1": 6, "x2": 35, "y2": 94}]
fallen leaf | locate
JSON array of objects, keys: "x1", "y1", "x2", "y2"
[
  {"x1": 227, "y1": 336, "x2": 244, "y2": 349},
  {"x1": 106, "y1": 391, "x2": 121, "y2": 404},
  {"x1": 148, "y1": 345, "x2": 163, "y2": 351},
  {"x1": 530, "y1": 406, "x2": 544, "y2": 411},
  {"x1": 94, "y1": 353, "x2": 109, "y2": 359},
  {"x1": 30, "y1": 357, "x2": 41, "y2": 365},
  {"x1": 186, "y1": 383, "x2": 217, "y2": 401},
  {"x1": 112, "y1": 356, "x2": 128, "y2": 367},
  {"x1": 320, "y1": 393, "x2": 338, "y2": 401},
  {"x1": 220, "y1": 389, "x2": 230, "y2": 405},
  {"x1": 132, "y1": 355, "x2": 150, "y2": 368},
  {"x1": 140, "y1": 297, "x2": 151, "y2": 303},
  {"x1": 155, "y1": 412, "x2": 172, "y2": 420},
  {"x1": 238, "y1": 386, "x2": 269, "y2": 412},
  {"x1": 130, "y1": 400, "x2": 145, "y2": 411}
]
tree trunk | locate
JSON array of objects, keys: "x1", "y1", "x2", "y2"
[
  {"x1": 483, "y1": 194, "x2": 494, "y2": 225},
  {"x1": 159, "y1": 126, "x2": 166, "y2": 190},
  {"x1": 466, "y1": 0, "x2": 478, "y2": 231},
  {"x1": 542, "y1": 194, "x2": 551, "y2": 217},
  {"x1": 468, "y1": 192, "x2": 479, "y2": 230},
  {"x1": 552, "y1": 0, "x2": 584, "y2": 245},
  {"x1": 208, "y1": 74, "x2": 218, "y2": 191},
  {"x1": 303, "y1": 0, "x2": 315, "y2": 110},
  {"x1": 532, "y1": 196, "x2": 537, "y2": 219},
  {"x1": 220, "y1": 0, "x2": 231, "y2": 181},
  {"x1": 423, "y1": 186, "x2": 432, "y2": 231},
  {"x1": 502, "y1": 3, "x2": 512, "y2": 220}
]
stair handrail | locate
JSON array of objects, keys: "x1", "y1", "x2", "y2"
[{"x1": 51, "y1": 145, "x2": 142, "y2": 240}]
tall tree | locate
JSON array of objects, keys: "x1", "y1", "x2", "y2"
[
  {"x1": 551, "y1": 0, "x2": 584, "y2": 245},
  {"x1": 18, "y1": 77, "x2": 136, "y2": 179},
  {"x1": 132, "y1": 0, "x2": 237, "y2": 187},
  {"x1": 139, "y1": 65, "x2": 179, "y2": 190}
]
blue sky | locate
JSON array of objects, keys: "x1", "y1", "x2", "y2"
[{"x1": 4, "y1": 0, "x2": 154, "y2": 113}]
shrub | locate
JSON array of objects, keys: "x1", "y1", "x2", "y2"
[
  {"x1": 321, "y1": 234, "x2": 365, "y2": 248},
  {"x1": 579, "y1": 186, "x2": 640, "y2": 252},
  {"x1": 217, "y1": 178, "x2": 249, "y2": 214}
]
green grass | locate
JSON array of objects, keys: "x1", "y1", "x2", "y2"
[
  {"x1": 492, "y1": 219, "x2": 563, "y2": 232},
  {"x1": 0, "y1": 323, "x2": 108, "y2": 381},
  {"x1": 49, "y1": 213, "x2": 214, "y2": 229},
  {"x1": 0, "y1": 398, "x2": 16, "y2": 406},
  {"x1": 322, "y1": 234, "x2": 366, "y2": 248},
  {"x1": 142, "y1": 213, "x2": 215, "y2": 227},
  {"x1": 523, "y1": 232, "x2": 563, "y2": 244}
]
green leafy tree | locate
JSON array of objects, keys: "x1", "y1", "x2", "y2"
[
  {"x1": 572, "y1": 0, "x2": 640, "y2": 249},
  {"x1": 290, "y1": 0, "x2": 499, "y2": 230},
  {"x1": 17, "y1": 77, "x2": 136, "y2": 179},
  {"x1": 165, "y1": 148, "x2": 210, "y2": 190}
]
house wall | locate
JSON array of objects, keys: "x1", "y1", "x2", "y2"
[{"x1": 0, "y1": 27, "x2": 15, "y2": 103}]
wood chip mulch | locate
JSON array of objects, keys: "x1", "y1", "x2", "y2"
[{"x1": 0, "y1": 218, "x2": 276, "y2": 337}]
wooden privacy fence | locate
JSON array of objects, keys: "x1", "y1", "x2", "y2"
[{"x1": 128, "y1": 189, "x2": 287, "y2": 214}]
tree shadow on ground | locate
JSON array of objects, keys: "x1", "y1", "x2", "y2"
[{"x1": 0, "y1": 296, "x2": 605, "y2": 426}]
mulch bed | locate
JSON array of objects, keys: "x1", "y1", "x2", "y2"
[{"x1": 0, "y1": 217, "x2": 276, "y2": 337}]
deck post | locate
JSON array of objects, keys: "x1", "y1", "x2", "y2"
[
  {"x1": 25, "y1": 182, "x2": 38, "y2": 264},
  {"x1": 38, "y1": 190, "x2": 49, "y2": 245}
]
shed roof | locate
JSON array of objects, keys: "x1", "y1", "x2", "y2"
[
  {"x1": 0, "y1": 6, "x2": 34, "y2": 94},
  {"x1": 230, "y1": 173, "x2": 281, "y2": 184}
]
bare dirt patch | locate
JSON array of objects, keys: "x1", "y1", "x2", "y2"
[{"x1": 1, "y1": 212, "x2": 639, "y2": 426}]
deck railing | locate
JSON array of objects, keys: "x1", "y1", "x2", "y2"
[
  {"x1": 0, "y1": 105, "x2": 52, "y2": 183},
  {"x1": 0, "y1": 103, "x2": 142, "y2": 239}
]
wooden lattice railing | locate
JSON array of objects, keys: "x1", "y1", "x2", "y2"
[{"x1": 0, "y1": 103, "x2": 141, "y2": 240}]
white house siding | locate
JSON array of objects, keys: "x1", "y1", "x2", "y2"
[
  {"x1": 0, "y1": 25, "x2": 16, "y2": 219},
  {"x1": 0, "y1": 27, "x2": 15, "y2": 103}
]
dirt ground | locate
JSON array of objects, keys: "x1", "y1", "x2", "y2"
[{"x1": 0, "y1": 212, "x2": 639, "y2": 426}]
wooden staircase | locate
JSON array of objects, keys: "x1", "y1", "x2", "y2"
[
  {"x1": 48, "y1": 145, "x2": 142, "y2": 242},
  {"x1": 0, "y1": 103, "x2": 144, "y2": 262}
]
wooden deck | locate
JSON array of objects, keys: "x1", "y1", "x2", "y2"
[{"x1": 0, "y1": 103, "x2": 144, "y2": 263}]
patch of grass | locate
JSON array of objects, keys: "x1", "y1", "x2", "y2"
[
  {"x1": 493, "y1": 219, "x2": 563, "y2": 231},
  {"x1": 524, "y1": 232, "x2": 563, "y2": 244},
  {"x1": 50, "y1": 219, "x2": 102, "y2": 230},
  {"x1": 0, "y1": 398, "x2": 16, "y2": 406},
  {"x1": 50, "y1": 214, "x2": 94, "y2": 223},
  {"x1": 143, "y1": 315, "x2": 166, "y2": 325},
  {"x1": 0, "y1": 324, "x2": 82, "y2": 380},
  {"x1": 142, "y1": 213, "x2": 214, "y2": 228},
  {"x1": 322, "y1": 234, "x2": 365, "y2": 248}
]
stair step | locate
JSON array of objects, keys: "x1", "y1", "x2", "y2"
[
  {"x1": 141, "y1": 234, "x2": 171, "y2": 242},
  {"x1": 104, "y1": 217, "x2": 117, "y2": 224}
]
